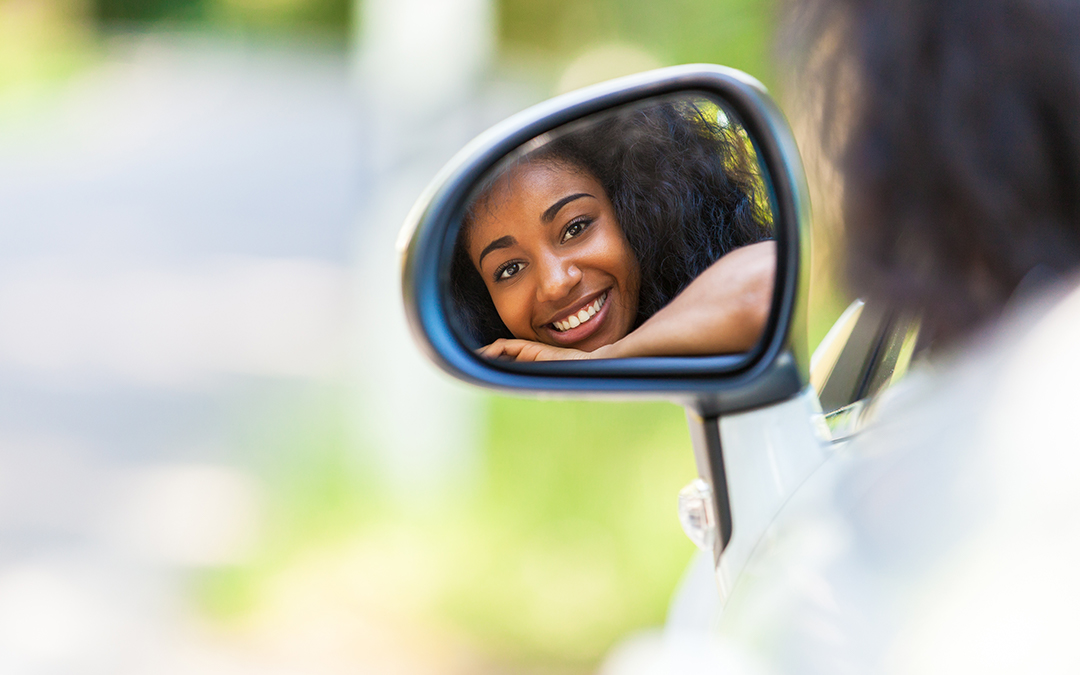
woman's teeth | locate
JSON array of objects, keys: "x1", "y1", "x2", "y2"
[{"x1": 552, "y1": 293, "x2": 607, "y2": 332}]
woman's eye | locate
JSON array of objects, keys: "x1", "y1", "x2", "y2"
[
  {"x1": 495, "y1": 261, "x2": 524, "y2": 281},
  {"x1": 561, "y1": 218, "x2": 593, "y2": 243}
]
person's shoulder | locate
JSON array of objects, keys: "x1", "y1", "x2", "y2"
[
  {"x1": 979, "y1": 276, "x2": 1080, "y2": 468},
  {"x1": 827, "y1": 278, "x2": 1079, "y2": 524}
]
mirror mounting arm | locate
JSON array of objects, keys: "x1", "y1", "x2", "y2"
[{"x1": 686, "y1": 408, "x2": 734, "y2": 558}]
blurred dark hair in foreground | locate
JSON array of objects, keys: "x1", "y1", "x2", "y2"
[{"x1": 782, "y1": 0, "x2": 1080, "y2": 347}]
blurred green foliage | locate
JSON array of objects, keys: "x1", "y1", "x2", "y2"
[
  {"x1": 499, "y1": 0, "x2": 778, "y2": 87},
  {"x1": 89, "y1": 0, "x2": 351, "y2": 33},
  {"x1": 0, "y1": 1, "x2": 98, "y2": 92},
  {"x1": 92, "y1": 0, "x2": 204, "y2": 22}
]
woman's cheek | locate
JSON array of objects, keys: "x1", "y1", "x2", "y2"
[{"x1": 495, "y1": 286, "x2": 535, "y2": 340}]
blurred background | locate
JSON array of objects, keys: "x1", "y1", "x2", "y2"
[{"x1": 0, "y1": 0, "x2": 843, "y2": 673}]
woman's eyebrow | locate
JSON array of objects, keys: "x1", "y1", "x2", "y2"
[
  {"x1": 542, "y1": 193, "x2": 593, "y2": 223},
  {"x1": 478, "y1": 235, "x2": 516, "y2": 267}
]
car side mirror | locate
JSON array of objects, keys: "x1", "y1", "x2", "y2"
[{"x1": 399, "y1": 64, "x2": 812, "y2": 558}]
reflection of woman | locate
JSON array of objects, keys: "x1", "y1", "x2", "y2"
[{"x1": 450, "y1": 101, "x2": 776, "y2": 361}]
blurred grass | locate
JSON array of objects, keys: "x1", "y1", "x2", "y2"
[
  {"x1": 200, "y1": 393, "x2": 697, "y2": 670},
  {"x1": 439, "y1": 397, "x2": 696, "y2": 664}
]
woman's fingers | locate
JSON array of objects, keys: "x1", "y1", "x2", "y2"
[
  {"x1": 500, "y1": 340, "x2": 548, "y2": 361},
  {"x1": 476, "y1": 338, "x2": 529, "y2": 360},
  {"x1": 477, "y1": 339, "x2": 589, "y2": 362},
  {"x1": 475, "y1": 339, "x2": 502, "y2": 359}
]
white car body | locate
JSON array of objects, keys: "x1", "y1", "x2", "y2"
[{"x1": 659, "y1": 284, "x2": 1080, "y2": 673}]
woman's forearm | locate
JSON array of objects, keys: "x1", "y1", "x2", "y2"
[{"x1": 598, "y1": 241, "x2": 776, "y2": 358}]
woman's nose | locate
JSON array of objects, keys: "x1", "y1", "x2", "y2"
[{"x1": 535, "y1": 256, "x2": 581, "y2": 302}]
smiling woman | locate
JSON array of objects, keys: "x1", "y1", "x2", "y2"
[
  {"x1": 450, "y1": 96, "x2": 777, "y2": 361},
  {"x1": 469, "y1": 161, "x2": 642, "y2": 353}
]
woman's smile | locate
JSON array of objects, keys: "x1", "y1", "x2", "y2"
[
  {"x1": 549, "y1": 289, "x2": 607, "y2": 333},
  {"x1": 467, "y1": 161, "x2": 640, "y2": 352},
  {"x1": 541, "y1": 289, "x2": 612, "y2": 346}
]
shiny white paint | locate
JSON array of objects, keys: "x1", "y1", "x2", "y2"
[{"x1": 714, "y1": 387, "x2": 831, "y2": 600}]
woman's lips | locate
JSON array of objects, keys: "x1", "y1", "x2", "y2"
[
  {"x1": 552, "y1": 292, "x2": 607, "y2": 332},
  {"x1": 542, "y1": 290, "x2": 611, "y2": 347}
]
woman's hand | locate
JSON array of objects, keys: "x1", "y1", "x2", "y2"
[{"x1": 478, "y1": 338, "x2": 597, "y2": 362}]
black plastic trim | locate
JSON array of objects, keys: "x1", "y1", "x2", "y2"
[{"x1": 688, "y1": 412, "x2": 734, "y2": 557}]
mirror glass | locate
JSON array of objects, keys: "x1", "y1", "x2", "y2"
[{"x1": 447, "y1": 93, "x2": 777, "y2": 362}]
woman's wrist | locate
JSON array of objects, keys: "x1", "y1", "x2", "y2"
[
  {"x1": 588, "y1": 341, "x2": 624, "y2": 359},
  {"x1": 588, "y1": 334, "x2": 637, "y2": 359}
]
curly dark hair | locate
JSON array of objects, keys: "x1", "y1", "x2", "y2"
[
  {"x1": 449, "y1": 98, "x2": 774, "y2": 347},
  {"x1": 782, "y1": 0, "x2": 1080, "y2": 345}
]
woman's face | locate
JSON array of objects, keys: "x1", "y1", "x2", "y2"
[{"x1": 467, "y1": 160, "x2": 640, "y2": 352}]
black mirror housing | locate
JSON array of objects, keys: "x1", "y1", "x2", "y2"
[{"x1": 400, "y1": 65, "x2": 811, "y2": 416}]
